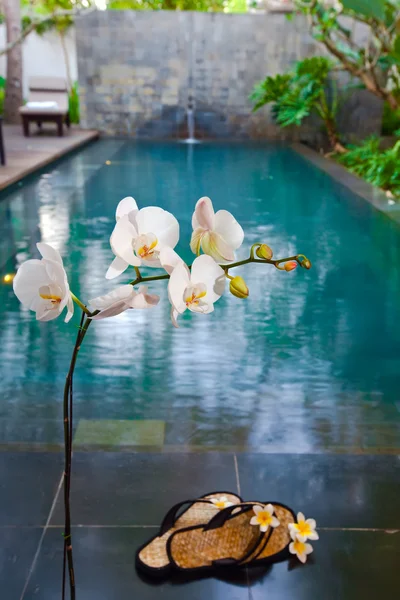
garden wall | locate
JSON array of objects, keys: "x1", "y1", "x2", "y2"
[{"x1": 76, "y1": 10, "x2": 382, "y2": 141}]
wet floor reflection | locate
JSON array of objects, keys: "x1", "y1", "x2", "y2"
[{"x1": 1, "y1": 140, "x2": 400, "y2": 451}]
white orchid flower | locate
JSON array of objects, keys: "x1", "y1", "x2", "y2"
[
  {"x1": 289, "y1": 537, "x2": 314, "y2": 564},
  {"x1": 288, "y1": 512, "x2": 319, "y2": 543},
  {"x1": 250, "y1": 504, "x2": 280, "y2": 533},
  {"x1": 190, "y1": 196, "x2": 244, "y2": 263},
  {"x1": 89, "y1": 285, "x2": 159, "y2": 320},
  {"x1": 167, "y1": 254, "x2": 225, "y2": 328},
  {"x1": 13, "y1": 242, "x2": 73, "y2": 323},
  {"x1": 159, "y1": 246, "x2": 184, "y2": 275},
  {"x1": 210, "y1": 496, "x2": 234, "y2": 510},
  {"x1": 106, "y1": 196, "x2": 179, "y2": 279}
]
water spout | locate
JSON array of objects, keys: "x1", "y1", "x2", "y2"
[{"x1": 181, "y1": 96, "x2": 200, "y2": 144}]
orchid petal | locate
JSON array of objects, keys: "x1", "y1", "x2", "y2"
[
  {"x1": 116, "y1": 196, "x2": 138, "y2": 220},
  {"x1": 168, "y1": 262, "x2": 190, "y2": 314},
  {"x1": 13, "y1": 260, "x2": 50, "y2": 310},
  {"x1": 200, "y1": 231, "x2": 235, "y2": 263},
  {"x1": 171, "y1": 307, "x2": 180, "y2": 328},
  {"x1": 36, "y1": 242, "x2": 63, "y2": 264},
  {"x1": 135, "y1": 207, "x2": 179, "y2": 249},
  {"x1": 106, "y1": 257, "x2": 130, "y2": 280},
  {"x1": 159, "y1": 247, "x2": 183, "y2": 275},
  {"x1": 130, "y1": 287, "x2": 160, "y2": 309},
  {"x1": 109, "y1": 216, "x2": 140, "y2": 267},
  {"x1": 89, "y1": 285, "x2": 134, "y2": 311},
  {"x1": 190, "y1": 255, "x2": 225, "y2": 304},
  {"x1": 190, "y1": 227, "x2": 205, "y2": 256},
  {"x1": 65, "y1": 295, "x2": 74, "y2": 323},
  {"x1": 214, "y1": 210, "x2": 244, "y2": 251},
  {"x1": 192, "y1": 197, "x2": 215, "y2": 230}
]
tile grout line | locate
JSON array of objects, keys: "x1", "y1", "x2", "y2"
[
  {"x1": 19, "y1": 472, "x2": 64, "y2": 600},
  {"x1": 234, "y1": 453, "x2": 241, "y2": 497}
]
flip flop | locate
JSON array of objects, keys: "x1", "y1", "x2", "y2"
[
  {"x1": 136, "y1": 491, "x2": 243, "y2": 576},
  {"x1": 166, "y1": 501, "x2": 295, "y2": 574}
]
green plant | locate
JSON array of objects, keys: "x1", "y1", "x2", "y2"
[
  {"x1": 295, "y1": 1, "x2": 400, "y2": 110},
  {"x1": 251, "y1": 56, "x2": 346, "y2": 153},
  {"x1": 336, "y1": 137, "x2": 400, "y2": 196},
  {"x1": 68, "y1": 81, "x2": 80, "y2": 124},
  {"x1": 382, "y1": 101, "x2": 400, "y2": 136}
]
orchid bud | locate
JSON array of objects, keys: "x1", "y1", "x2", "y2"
[
  {"x1": 301, "y1": 258, "x2": 312, "y2": 270},
  {"x1": 229, "y1": 276, "x2": 249, "y2": 299},
  {"x1": 256, "y1": 244, "x2": 273, "y2": 260},
  {"x1": 284, "y1": 261, "x2": 298, "y2": 272}
]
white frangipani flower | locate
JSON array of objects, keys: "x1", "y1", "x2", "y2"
[
  {"x1": 88, "y1": 285, "x2": 159, "y2": 320},
  {"x1": 190, "y1": 196, "x2": 244, "y2": 263},
  {"x1": 250, "y1": 504, "x2": 280, "y2": 533},
  {"x1": 13, "y1": 242, "x2": 73, "y2": 323},
  {"x1": 106, "y1": 196, "x2": 179, "y2": 279},
  {"x1": 167, "y1": 254, "x2": 225, "y2": 328},
  {"x1": 289, "y1": 537, "x2": 314, "y2": 564},
  {"x1": 288, "y1": 512, "x2": 319, "y2": 543},
  {"x1": 210, "y1": 496, "x2": 234, "y2": 510}
]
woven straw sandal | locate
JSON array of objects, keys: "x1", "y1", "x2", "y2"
[
  {"x1": 166, "y1": 501, "x2": 295, "y2": 574},
  {"x1": 136, "y1": 492, "x2": 243, "y2": 576}
]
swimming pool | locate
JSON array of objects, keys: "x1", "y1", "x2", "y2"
[{"x1": 1, "y1": 140, "x2": 400, "y2": 452}]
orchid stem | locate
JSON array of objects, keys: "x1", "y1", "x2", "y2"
[
  {"x1": 70, "y1": 293, "x2": 91, "y2": 316},
  {"x1": 62, "y1": 312, "x2": 92, "y2": 600},
  {"x1": 127, "y1": 252, "x2": 307, "y2": 287}
]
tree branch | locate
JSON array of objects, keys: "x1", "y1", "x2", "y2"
[{"x1": 0, "y1": 7, "x2": 95, "y2": 56}]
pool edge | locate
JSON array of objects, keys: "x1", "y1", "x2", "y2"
[{"x1": 291, "y1": 142, "x2": 400, "y2": 224}]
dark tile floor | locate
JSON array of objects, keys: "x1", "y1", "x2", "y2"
[{"x1": 1, "y1": 451, "x2": 400, "y2": 600}]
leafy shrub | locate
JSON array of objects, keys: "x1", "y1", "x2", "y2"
[
  {"x1": 68, "y1": 82, "x2": 80, "y2": 124},
  {"x1": 336, "y1": 137, "x2": 400, "y2": 196},
  {"x1": 382, "y1": 101, "x2": 400, "y2": 136}
]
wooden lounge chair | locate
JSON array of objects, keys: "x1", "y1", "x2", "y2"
[{"x1": 19, "y1": 77, "x2": 70, "y2": 137}]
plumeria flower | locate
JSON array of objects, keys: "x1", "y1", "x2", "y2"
[
  {"x1": 13, "y1": 242, "x2": 73, "y2": 323},
  {"x1": 88, "y1": 285, "x2": 159, "y2": 320},
  {"x1": 167, "y1": 254, "x2": 225, "y2": 328},
  {"x1": 190, "y1": 196, "x2": 244, "y2": 263},
  {"x1": 106, "y1": 196, "x2": 179, "y2": 279},
  {"x1": 250, "y1": 504, "x2": 280, "y2": 533},
  {"x1": 289, "y1": 537, "x2": 314, "y2": 564},
  {"x1": 210, "y1": 496, "x2": 234, "y2": 510},
  {"x1": 288, "y1": 513, "x2": 319, "y2": 543}
]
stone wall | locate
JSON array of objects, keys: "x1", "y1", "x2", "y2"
[{"x1": 76, "y1": 10, "x2": 382, "y2": 141}]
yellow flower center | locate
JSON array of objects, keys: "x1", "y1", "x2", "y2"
[
  {"x1": 293, "y1": 539, "x2": 306, "y2": 555},
  {"x1": 184, "y1": 283, "x2": 207, "y2": 309},
  {"x1": 39, "y1": 285, "x2": 62, "y2": 307},
  {"x1": 294, "y1": 521, "x2": 312, "y2": 537},
  {"x1": 214, "y1": 501, "x2": 226, "y2": 509},
  {"x1": 256, "y1": 511, "x2": 273, "y2": 527},
  {"x1": 134, "y1": 234, "x2": 159, "y2": 260}
]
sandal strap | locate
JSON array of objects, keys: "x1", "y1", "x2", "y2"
[
  {"x1": 159, "y1": 498, "x2": 215, "y2": 536},
  {"x1": 205, "y1": 502, "x2": 277, "y2": 567}
]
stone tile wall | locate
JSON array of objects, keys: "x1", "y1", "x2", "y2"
[{"x1": 76, "y1": 10, "x2": 382, "y2": 141}]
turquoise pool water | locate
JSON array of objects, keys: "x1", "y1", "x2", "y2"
[{"x1": 1, "y1": 140, "x2": 400, "y2": 451}]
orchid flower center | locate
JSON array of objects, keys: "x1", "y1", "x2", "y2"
[
  {"x1": 184, "y1": 283, "x2": 208, "y2": 312},
  {"x1": 39, "y1": 285, "x2": 63, "y2": 309},
  {"x1": 134, "y1": 233, "x2": 159, "y2": 260}
]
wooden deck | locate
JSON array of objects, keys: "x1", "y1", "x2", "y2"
[{"x1": 0, "y1": 125, "x2": 99, "y2": 192}]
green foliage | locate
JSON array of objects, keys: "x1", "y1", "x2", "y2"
[
  {"x1": 336, "y1": 137, "x2": 400, "y2": 196},
  {"x1": 341, "y1": 0, "x2": 386, "y2": 20},
  {"x1": 382, "y1": 101, "x2": 400, "y2": 135},
  {"x1": 251, "y1": 57, "x2": 334, "y2": 127},
  {"x1": 68, "y1": 82, "x2": 80, "y2": 124},
  {"x1": 0, "y1": 88, "x2": 4, "y2": 116}
]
